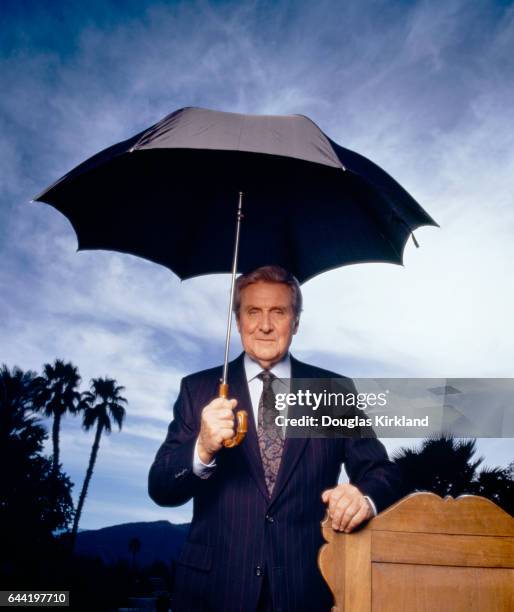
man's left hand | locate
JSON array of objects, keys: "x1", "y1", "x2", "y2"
[{"x1": 321, "y1": 483, "x2": 373, "y2": 533}]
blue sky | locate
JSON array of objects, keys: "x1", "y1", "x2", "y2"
[{"x1": 1, "y1": 0, "x2": 513, "y2": 529}]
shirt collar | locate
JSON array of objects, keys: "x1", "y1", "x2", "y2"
[{"x1": 244, "y1": 352, "x2": 291, "y2": 382}]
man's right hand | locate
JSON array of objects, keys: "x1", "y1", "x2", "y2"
[{"x1": 197, "y1": 397, "x2": 238, "y2": 463}]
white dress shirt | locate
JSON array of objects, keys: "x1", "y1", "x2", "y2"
[{"x1": 192, "y1": 352, "x2": 376, "y2": 516}]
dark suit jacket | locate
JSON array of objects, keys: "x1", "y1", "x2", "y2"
[{"x1": 148, "y1": 353, "x2": 402, "y2": 612}]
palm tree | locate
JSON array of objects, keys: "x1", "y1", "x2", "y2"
[
  {"x1": 33, "y1": 359, "x2": 82, "y2": 475},
  {"x1": 0, "y1": 364, "x2": 44, "y2": 456},
  {"x1": 393, "y1": 436, "x2": 483, "y2": 498},
  {"x1": 128, "y1": 536, "x2": 141, "y2": 570},
  {"x1": 473, "y1": 466, "x2": 514, "y2": 515},
  {"x1": 0, "y1": 365, "x2": 74, "y2": 566},
  {"x1": 71, "y1": 377, "x2": 127, "y2": 548},
  {"x1": 394, "y1": 435, "x2": 513, "y2": 515}
]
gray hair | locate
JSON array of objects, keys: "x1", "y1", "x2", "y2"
[{"x1": 233, "y1": 265, "x2": 303, "y2": 321}]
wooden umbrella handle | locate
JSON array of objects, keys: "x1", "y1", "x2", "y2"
[{"x1": 219, "y1": 383, "x2": 248, "y2": 448}]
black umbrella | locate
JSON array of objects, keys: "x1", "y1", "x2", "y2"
[{"x1": 34, "y1": 106, "x2": 438, "y2": 447}]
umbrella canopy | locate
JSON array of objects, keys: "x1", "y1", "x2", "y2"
[{"x1": 34, "y1": 107, "x2": 437, "y2": 284}]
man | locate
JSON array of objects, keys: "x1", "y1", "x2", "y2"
[{"x1": 148, "y1": 266, "x2": 402, "y2": 612}]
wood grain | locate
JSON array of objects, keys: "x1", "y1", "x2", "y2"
[
  {"x1": 372, "y1": 563, "x2": 514, "y2": 612},
  {"x1": 319, "y1": 493, "x2": 514, "y2": 611},
  {"x1": 371, "y1": 493, "x2": 514, "y2": 536},
  {"x1": 372, "y1": 531, "x2": 514, "y2": 568}
]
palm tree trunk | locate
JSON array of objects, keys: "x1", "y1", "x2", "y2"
[
  {"x1": 52, "y1": 412, "x2": 61, "y2": 475},
  {"x1": 70, "y1": 421, "x2": 103, "y2": 551}
]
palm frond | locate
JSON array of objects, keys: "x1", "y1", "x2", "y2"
[{"x1": 82, "y1": 377, "x2": 127, "y2": 434}]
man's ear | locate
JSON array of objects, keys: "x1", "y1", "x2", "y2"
[
  {"x1": 235, "y1": 313, "x2": 241, "y2": 333},
  {"x1": 292, "y1": 317, "x2": 299, "y2": 335}
]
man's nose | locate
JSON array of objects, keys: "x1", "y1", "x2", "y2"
[{"x1": 259, "y1": 312, "x2": 273, "y2": 332}]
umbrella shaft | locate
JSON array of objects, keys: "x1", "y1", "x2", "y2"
[{"x1": 222, "y1": 192, "x2": 244, "y2": 385}]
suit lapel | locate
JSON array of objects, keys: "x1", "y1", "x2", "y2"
[
  {"x1": 228, "y1": 354, "x2": 269, "y2": 502},
  {"x1": 268, "y1": 355, "x2": 310, "y2": 508}
]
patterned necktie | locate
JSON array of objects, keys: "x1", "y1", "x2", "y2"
[{"x1": 257, "y1": 370, "x2": 284, "y2": 496}]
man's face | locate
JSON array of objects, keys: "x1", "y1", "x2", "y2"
[{"x1": 236, "y1": 281, "x2": 299, "y2": 369}]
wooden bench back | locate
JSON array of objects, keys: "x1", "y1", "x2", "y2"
[{"x1": 319, "y1": 493, "x2": 514, "y2": 611}]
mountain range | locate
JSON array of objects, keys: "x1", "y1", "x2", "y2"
[{"x1": 74, "y1": 520, "x2": 190, "y2": 567}]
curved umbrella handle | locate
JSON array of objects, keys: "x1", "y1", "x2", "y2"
[{"x1": 219, "y1": 383, "x2": 248, "y2": 448}]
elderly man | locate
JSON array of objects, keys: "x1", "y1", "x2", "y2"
[{"x1": 148, "y1": 265, "x2": 402, "y2": 612}]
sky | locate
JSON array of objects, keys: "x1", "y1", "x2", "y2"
[{"x1": 1, "y1": 0, "x2": 513, "y2": 530}]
